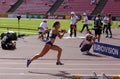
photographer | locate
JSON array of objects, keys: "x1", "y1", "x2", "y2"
[
  {"x1": 94, "y1": 14, "x2": 103, "y2": 42},
  {"x1": 79, "y1": 34, "x2": 95, "y2": 55},
  {"x1": 1, "y1": 32, "x2": 16, "y2": 50}
]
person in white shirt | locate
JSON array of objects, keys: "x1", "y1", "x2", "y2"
[
  {"x1": 103, "y1": 14, "x2": 109, "y2": 33},
  {"x1": 80, "y1": 13, "x2": 89, "y2": 33},
  {"x1": 70, "y1": 11, "x2": 79, "y2": 37},
  {"x1": 38, "y1": 19, "x2": 49, "y2": 40}
]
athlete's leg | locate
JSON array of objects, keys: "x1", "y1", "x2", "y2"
[
  {"x1": 70, "y1": 25, "x2": 73, "y2": 37},
  {"x1": 50, "y1": 45, "x2": 63, "y2": 65},
  {"x1": 31, "y1": 45, "x2": 51, "y2": 62},
  {"x1": 86, "y1": 24, "x2": 89, "y2": 31},
  {"x1": 80, "y1": 24, "x2": 85, "y2": 33},
  {"x1": 27, "y1": 44, "x2": 51, "y2": 67},
  {"x1": 97, "y1": 34, "x2": 101, "y2": 42},
  {"x1": 74, "y1": 25, "x2": 77, "y2": 37},
  {"x1": 108, "y1": 26, "x2": 112, "y2": 38}
]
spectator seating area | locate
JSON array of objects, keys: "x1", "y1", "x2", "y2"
[
  {"x1": 54, "y1": 0, "x2": 97, "y2": 15},
  {"x1": 14, "y1": 0, "x2": 57, "y2": 14},
  {"x1": 0, "y1": 0, "x2": 17, "y2": 14},
  {"x1": 0, "y1": 0, "x2": 120, "y2": 16},
  {"x1": 101, "y1": 0, "x2": 120, "y2": 16}
]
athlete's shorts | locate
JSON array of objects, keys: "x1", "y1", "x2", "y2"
[{"x1": 46, "y1": 40, "x2": 53, "y2": 46}]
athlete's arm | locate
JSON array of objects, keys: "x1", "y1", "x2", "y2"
[{"x1": 38, "y1": 29, "x2": 51, "y2": 38}]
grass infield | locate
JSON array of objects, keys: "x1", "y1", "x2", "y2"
[{"x1": 0, "y1": 18, "x2": 119, "y2": 36}]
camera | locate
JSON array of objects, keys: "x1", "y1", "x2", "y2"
[
  {"x1": 17, "y1": 15, "x2": 21, "y2": 20},
  {"x1": 1, "y1": 31, "x2": 17, "y2": 40}
]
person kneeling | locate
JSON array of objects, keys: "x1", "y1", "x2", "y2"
[
  {"x1": 1, "y1": 33, "x2": 16, "y2": 50},
  {"x1": 79, "y1": 34, "x2": 95, "y2": 55}
]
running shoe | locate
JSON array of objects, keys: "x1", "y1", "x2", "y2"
[
  {"x1": 56, "y1": 61, "x2": 64, "y2": 65},
  {"x1": 27, "y1": 59, "x2": 31, "y2": 67}
]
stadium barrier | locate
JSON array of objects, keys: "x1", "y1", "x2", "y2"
[
  {"x1": 93, "y1": 42, "x2": 120, "y2": 58},
  {"x1": 26, "y1": 13, "x2": 82, "y2": 20},
  {"x1": 26, "y1": 14, "x2": 45, "y2": 19},
  {"x1": 0, "y1": 13, "x2": 8, "y2": 17}
]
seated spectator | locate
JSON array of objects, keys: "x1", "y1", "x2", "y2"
[
  {"x1": 38, "y1": 19, "x2": 49, "y2": 41},
  {"x1": 79, "y1": 34, "x2": 95, "y2": 55},
  {"x1": 1, "y1": 32, "x2": 16, "y2": 50},
  {"x1": 90, "y1": 0, "x2": 97, "y2": 5}
]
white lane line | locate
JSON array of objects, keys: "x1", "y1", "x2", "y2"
[
  {"x1": 0, "y1": 68, "x2": 120, "y2": 70},
  {"x1": 0, "y1": 63, "x2": 120, "y2": 66},
  {"x1": 0, "y1": 73, "x2": 46, "y2": 76},
  {"x1": 0, "y1": 73, "x2": 119, "y2": 77},
  {"x1": 63, "y1": 36, "x2": 85, "y2": 39}
]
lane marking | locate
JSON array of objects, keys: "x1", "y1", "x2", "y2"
[
  {"x1": 0, "y1": 68, "x2": 120, "y2": 70},
  {"x1": 63, "y1": 36, "x2": 85, "y2": 39},
  {"x1": 0, "y1": 62, "x2": 120, "y2": 66}
]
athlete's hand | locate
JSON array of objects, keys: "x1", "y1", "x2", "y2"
[{"x1": 61, "y1": 29, "x2": 67, "y2": 33}]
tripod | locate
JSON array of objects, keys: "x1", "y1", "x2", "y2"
[{"x1": 17, "y1": 15, "x2": 25, "y2": 38}]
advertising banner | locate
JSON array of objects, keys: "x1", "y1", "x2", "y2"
[
  {"x1": 46, "y1": 15, "x2": 65, "y2": 19},
  {"x1": 93, "y1": 42, "x2": 120, "y2": 58},
  {"x1": 26, "y1": 14, "x2": 45, "y2": 19}
]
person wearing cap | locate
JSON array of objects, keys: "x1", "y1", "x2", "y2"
[
  {"x1": 70, "y1": 11, "x2": 79, "y2": 37},
  {"x1": 38, "y1": 19, "x2": 49, "y2": 41},
  {"x1": 79, "y1": 34, "x2": 95, "y2": 55},
  {"x1": 80, "y1": 12, "x2": 89, "y2": 33}
]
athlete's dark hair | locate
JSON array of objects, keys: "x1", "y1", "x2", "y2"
[{"x1": 53, "y1": 21, "x2": 60, "y2": 28}]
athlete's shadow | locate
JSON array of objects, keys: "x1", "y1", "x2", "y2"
[
  {"x1": 83, "y1": 53, "x2": 103, "y2": 57},
  {"x1": 28, "y1": 71, "x2": 73, "y2": 78}
]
